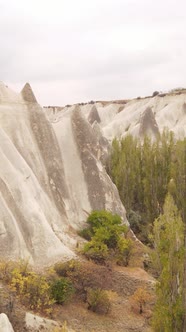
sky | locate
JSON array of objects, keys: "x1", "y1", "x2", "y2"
[{"x1": 1, "y1": 0, "x2": 186, "y2": 106}]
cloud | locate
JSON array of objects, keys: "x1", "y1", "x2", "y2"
[{"x1": 1, "y1": 0, "x2": 186, "y2": 105}]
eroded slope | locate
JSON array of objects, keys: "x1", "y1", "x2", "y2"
[{"x1": 0, "y1": 83, "x2": 127, "y2": 264}]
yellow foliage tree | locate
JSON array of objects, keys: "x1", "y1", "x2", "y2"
[{"x1": 130, "y1": 287, "x2": 151, "y2": 314}]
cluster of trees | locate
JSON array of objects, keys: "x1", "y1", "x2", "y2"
[
  {"x1": 108, "y1": 132, "x2": 186, "y2": 243},
  {"x1": 107, "y1": 131, "x2": 186, "y2": 330}
]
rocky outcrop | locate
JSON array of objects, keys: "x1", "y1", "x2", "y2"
[
  {"x1": 139, "y1": 107, "x2": 160, "y2": 138},
  {"x1": 72, "y1": 93, "x2": 186, "y2": 141},
  {"x1": 21, "y1": 83, "x2": 37, "y2": 103},
  {"x1": 52, "y1": 105, "x2": 127, "y2": 225},
  {"x1": 0, "y1": 313, "x2": 14, "y2": 332},
  {"x1": 25, "y1": 312, "x2": 59, "y2": 331},
  {"x1": 88, "y1": 105, "x2": 101, "y2": 124},
  {"x1": 0, "y1": 82, "x2": 127, "y2": 265},
  {"x1": 2, "y1": 81, "x2": 186, "y2": 266}
]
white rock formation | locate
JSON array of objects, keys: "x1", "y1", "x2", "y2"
[
  {"x1": 25, "y1": 312, "x2": 75, "y2": 331},
  {"x1": 94, "y1": 93, "x2": 186, "y2": 141},
  {"x1": 0, "y1": 83, "x2": 127, "y2": 265},
  {"x1": 46, "y1": 91, "x2": 186, "y2": 144},
  {"x1": 2, "y1": 82, "x2": 185, "y2": 266},
  {"x1": 0, "y1": 313, "x2": 14, "y2": 332}
]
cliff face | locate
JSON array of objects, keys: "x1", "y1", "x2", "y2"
[
  {"x1": 1, "y1": 82, "x2": 186, "y2": 265},
  {"x1": 0, "y1": 83, "x2": 127, "y2": 265}
]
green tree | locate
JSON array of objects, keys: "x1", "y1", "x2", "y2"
[
  {"x1": 107, "y1": 131, "x2": 178, "y2": 243},
  {"x1": 152, "y1": 194, "x2": 184, "y2": 332},
  {"x1": 110, "y1": 135, "x2": 141, "y2": 214}
]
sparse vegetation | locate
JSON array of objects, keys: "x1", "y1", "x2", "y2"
[
  {"x1": 0, "y1": 260, "x2": 75, "y2": 311},
  {"x1": 0, "y1": 260, "x2": 53, "y2": 311},
  {"x1": 0, "y1": 258, "x2": 114, "y2": 320},
  {"x1": 54, "y1": 259, "x2": 81, "y2": 278},
  {"x1": 54, "y1": 259, "x2": 113, "y2": 303},
  {"x1": 0, "y1": 256, "x2": 154, "y2": 330}
]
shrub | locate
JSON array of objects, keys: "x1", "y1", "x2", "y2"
[
  {"x1": 50, "y1": 278, "x2": 74, "y2": 304},
  {"x1": 78, "y1": 228, "x2": 92, "y2": 241},
  {"x1": 80, "y1": 210, "x2": 130, "y2": 265},
  {"x1": 115, "y1": 238, "x2": 133, "y2": 266},
  {"x1": 54, "y1": 260, "x2": 113, "y2": 301},
  {"x1": 86, "y1": 288, "x2": 111, "y2": 314},
  {"x1": 0, "y1": 260, "x2": 17, "y2": 283},
  {"x1": 83, "y1": 240, "x2": 109, "y2": 264},
  {"x1": 54, "y1": 260, "x2": 80, "y2": 278},
  {"x1": 10, "y1": 268, "x2": 53, "y2": 310},
  {"x1": 0, "y1": 260, "x2": 54, "y2": 311},
  {"x1": 86, "y1": 210, "x2": 127, "y2": 241},
  {"x1": 130, "y1": 287, "x2": 152, "y2": 314}
]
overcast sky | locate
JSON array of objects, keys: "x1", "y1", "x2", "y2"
[{"x1": 1, "y1": 0, "x2": 186, "y2": 105}]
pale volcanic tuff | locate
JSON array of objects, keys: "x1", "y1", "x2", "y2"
[{"x1": 0, "y1": 82, "x2": 127, "y2": 265}]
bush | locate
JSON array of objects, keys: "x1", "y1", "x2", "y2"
[
  {"x1": 78, "y1": 228, "x2": 92, "y2": 241},
  {"x1": 81, "y1": 210, "x2": 131, "y2": 265},
  {"x1": 54, "y1": 260, "x2": 80, "y2": 278},
  {"x1": 115, "y1": 238, "x2": 133, "y2": 266},
  {"x1": 54, "y1": 260, "x2": 113, "y2": 301},
  {"x1": 0, "y1": 260, "x2": 53, "y2": 311},
  {"x1": 11, "y1": 268, "x2": 53, "y2": 310},
  {"x1": 0, "y1": 260, "x2": 17, "y2": 283},
  {"x1": 130, "y1": 287, "x2": 152, "y2": 314},
  {"x1": 83, "y1": 240, "x2": 109, "y2": 264},
  {"x1": 0, "y1": 260, "x2": 54, "y2": 311},
  {"x1": 86, "y1": 210, "x2": 127, "y2": 242},
  {"x1": 50, "y1": 278, "x2": 74, "y2": 304},
  {"x1": 86, "y1": 288, "x2": 111, "y2": 314}
]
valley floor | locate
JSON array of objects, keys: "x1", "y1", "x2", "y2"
[
  {"x1": 0, "y1": 264, "x2": 154, "y2": 332},
  {"x1": 53, "y1": 274, "x2": 153, "y2": 332}
]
